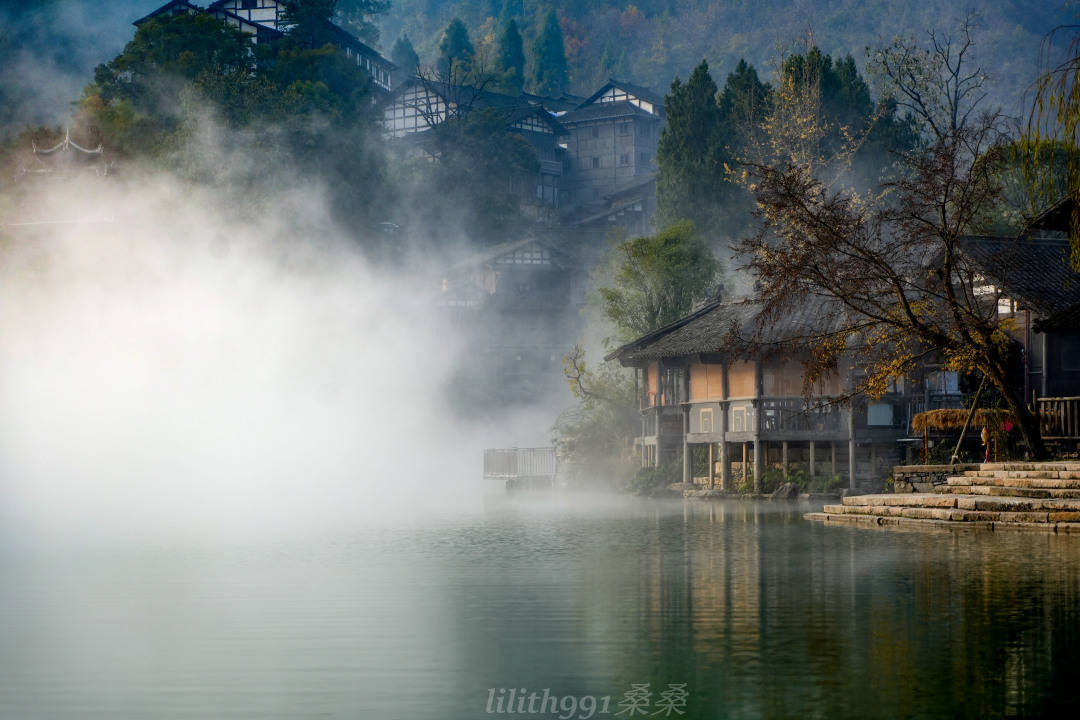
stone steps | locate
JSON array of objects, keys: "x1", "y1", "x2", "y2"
[
  {"x1": 934, "y1": 485, "x2": 1080, "y2": 499},
  {"x1": 808, "y1": 462, "x2": 1080, "y2": 532}
]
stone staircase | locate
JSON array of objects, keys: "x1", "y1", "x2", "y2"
[{"x1": 806, "y1": 462, "x2": 1080, "y2": 532}]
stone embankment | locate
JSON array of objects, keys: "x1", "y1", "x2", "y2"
[{"x1": 807, "y1": 463, "x2": 1080, "y2": 532}]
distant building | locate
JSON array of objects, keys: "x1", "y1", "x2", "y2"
[
  {"x1": 557, "y1": 80, "x2": 664, "y2": 221},
  {"x1": 134, "y1": 0, "x2": 395, "y2": 91},
  {"x1": 439, "y1": 236, "x2": 585, "y2": 405},
  {"x1": 381, "y1": 77, "x2": 665, "y2": 235},
  {"x1": 382, "y1": 78, "x2": 568, "y2": 216}
]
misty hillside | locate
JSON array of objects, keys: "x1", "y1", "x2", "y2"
[
  {"x1": 378, "y1": 0, "x2": 1074, "y2": 112},
  {"x1": 1, "y1": 0, "x2": 1074, "y2": 129}
]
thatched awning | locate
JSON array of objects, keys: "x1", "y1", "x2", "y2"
[{"x1": 911, "y1": 408, "x2": 1017, "y2": 433}]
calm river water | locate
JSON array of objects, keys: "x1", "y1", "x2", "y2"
[{"x1": 1, "y1": 497, "x2": 1078, "y2": 719}]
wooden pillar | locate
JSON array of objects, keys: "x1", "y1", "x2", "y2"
[
  {"x1": 753, "y1": 360, "x2": 763, "y2": 493},
  {"x1": 719, "y1": 363, "x2": 730, "y2": 492},
  {"x1": 782, "y1": 440, "x2": 789, "y2": 479},
  {"x1": 831, "y1": 441, "x2": 837, "y2": 476},
  {"x1": 682, "y1": 406, "x2": 691, "y2": 485},
  {"x1": 708, "y1": 443, "x2": 715, "y2": 489},
  {"x1": 848, "y1": 406, "x2": 857, "y2": 491},
  {"x1": 753, "y1": 438, "x2": 763, "y2": 493},
  {"x1": 742, "y1": 442, "x2": 748, "y2": 485},
  {"x1": 809, "y1": 440, "x2": 816, "y2": 481},
  {"x1": 1042, "y1": 333, "x2": 1049, "y2": 397},
  {"x1": 719, "y1": 401, "x2": 730, "y2": 492}
]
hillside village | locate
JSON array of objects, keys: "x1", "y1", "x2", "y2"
[{"x1": 6, "y1": 0, "x2": 1080, "y2": 495}]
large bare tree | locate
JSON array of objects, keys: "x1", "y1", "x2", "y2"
[{"x1": 741, "y1": 24, "x2": 1049, "y2": 457}]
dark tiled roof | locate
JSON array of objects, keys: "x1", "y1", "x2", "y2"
[
  {"x1": 1028, "y1": 196, "x2": 1072, "y2": 232},
  {"x1": 318, "y1": 21, "x2": 394, "y2": 67},
  {"x1": 449, "y1": 237, "x2": 569, "y2": 272},
  {"x1": 521, "y1": 91, "x2": 587, "y2": 113},
  {"x1": 1034, "y1": 301, "x2": 1080, "y2": 332},
  {"x1": 504, "y1": 105, "x2": 568, "y2": 135},
  {"x1": 388, "y1": 80, "x2": 566, "y2": 132},
  {"x1": 606, "y1": 296, "x2": 844, "y2": 365},
  {"x1": 563, "y1": 175, "x2": 656, "y2": 226},
  {"x1": 134, "y1": 0, "x2": 201, "y2": 25},
  {"x1": 958, "y1": 235, "x2": 1080, "y2": 317},
  {"x1": 559, "y1": 100, "x2": 655, "y2": 124},
  {"x1": 580, "y1": 79, "x2": 665, "y2": 110},
  {"x1": 392, "y1": 78, "x2": 528, "y2": 110}
]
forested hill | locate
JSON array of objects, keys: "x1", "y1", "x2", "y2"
[{"x1": 379, "y1": 0, "x2": 1073, "y2": 112}]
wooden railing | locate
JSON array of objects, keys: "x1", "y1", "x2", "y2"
[
  {"x1": 483, "y1": 447, "x2": 557, "y2": 478},
  {"x1": 759, "y1": 397, "x2": 845, "y2": 433},
  {"x1": 1037, "y1": 397, "x2": 1080, "y2": 440}
]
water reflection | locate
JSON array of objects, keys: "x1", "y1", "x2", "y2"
[{"x1": 1, "y1": 499, "x2": 1078, "y2": 718}]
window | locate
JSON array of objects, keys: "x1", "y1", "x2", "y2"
[
  {"x1": 620, "y1": 123, "x2": 631, "y2": 135},
  {"x1": 619, "y1": 153, "x2": 630, "y2": 166},
  {"x1": 732, "y1": 407, "x2": 746, "y2": 433},
  {"x1": 495, "y1": 246, "x2": 551, "y2": 265},
  {"x1": 700, "y1": 408, "x2": 714, "y2": 434},
  {"x1": 926, "y1": 371, "x2": 959, "y2": 394},
  {"x1": 592, "y1": 157, "x2": 601, "y2": 169},
  {"x1": 241, "y1": 0, "x2": 257, "y2": 8},
  {"x1": 867, "y1": 403, "x2": 894, "y2": 426}
]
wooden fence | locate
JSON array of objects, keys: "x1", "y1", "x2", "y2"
[{"x1": 1037, "y1": 397, "x2": 1080, "y2": 440}]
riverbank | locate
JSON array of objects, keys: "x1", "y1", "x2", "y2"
[{"x1": 810, "y1": 461, "x2": 1080, "y2": 532}]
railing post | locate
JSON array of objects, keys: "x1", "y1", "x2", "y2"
[{"x1": 950, "y1": 377, "x2": 986, "y2": 465}]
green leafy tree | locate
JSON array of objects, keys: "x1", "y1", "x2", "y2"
[
  {"x1": 79, "y1": 12, "x2": 383, "y2": 230},
  {"x1": 717, "y1": 59, "x2": 771, "y2": 144},
  {"x1": 557, "y1": 221, "x2": 720, "y2": 489},
  {"x1": 335, "y1": 0, "x2": 390, "y2": 44},
  {"x1": 497, "y1": 18, "x2": 525, "y2": 95},
  {"x1": 438, "y1": 18, "x2": 474, "y2": 77},
  {"x1": 655, "y1": 61, "x2": 726, "y2": 237},
  {"x1": 390, "y1": 33, "x2": 420, "y2": 80},
  {"x1": 85, "y1": 14, "x2": 256, "y2": 154},
  {"x1": 1025, "y1": 22, "x2": 1080, "y2": 266},
  {"x1": 281, "y1": 0, "x2": 339, "y2": 48},
  {"x1": 555, "y1": 349, "x2": 639, "y2": 488},
  {"x1": 599, "y1": 221, "x2": 721, "y2": 339},
  {"x1": 531, "y1": 10, "x2": 568, "y2": 98},
  {"x1": 781, "y1": 47, "x2": 876, "y2": 159},
  {"x1": 398, "y1": 107, "x2": 541, "y2": 243}
]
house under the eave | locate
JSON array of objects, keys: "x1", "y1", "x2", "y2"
[
  {"x1": 606, "y1": 297, "x2": 972, "y2": 492},
  {"x1": 555, "y1": 80, "x2": 664, "y2": 236}
]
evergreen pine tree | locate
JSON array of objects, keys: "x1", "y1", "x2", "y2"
[
  {"x1": 390, "y1": 33, "x2": 419, "y2": 80},
  {"x1": 530, "y1": 10, "x2": 568, "y2": 98},
  {"x1": 716, "y1": 59, "x2": 771, "y2": 148},
  {"x1": 497, "y1": 19, "x2": 525, "y2": 95},
  {"x1": 281, "y1": 0, "x2": 338, "y2": 48},
  {"x1": 655, "y1": 61, "x2": 728, "y2": 236},
  {"x1": 438, "y1": 18, "x2": 474, "y2": 78}
]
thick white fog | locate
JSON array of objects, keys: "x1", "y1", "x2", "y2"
[{"x1": 0, "y1": 172, "x2": 548, "y2": 545}]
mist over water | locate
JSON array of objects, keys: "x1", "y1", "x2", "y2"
[{"x1": 0, "y1": 172, "x2": 533, "y2": 545}]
